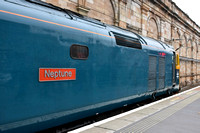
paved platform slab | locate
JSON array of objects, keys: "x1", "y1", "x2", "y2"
[{"x1": 145, "y1": 97, "x2": 200, "y2": 133}]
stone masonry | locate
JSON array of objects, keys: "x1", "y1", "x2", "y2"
[{"x1": 42, "y1": 0, "x2": 200, "y2": 88}]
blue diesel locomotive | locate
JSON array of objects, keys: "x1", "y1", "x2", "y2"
[{"x1": 0, "y1": 0, "x2": 180, "y2": 132}]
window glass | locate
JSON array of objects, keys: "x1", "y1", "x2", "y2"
[
  {"x1": 113, "y1": 33, "x2": 142, "y2": 49},
  {"x1": 70, "y1": 44, "x2": 89, "y2": 59}
]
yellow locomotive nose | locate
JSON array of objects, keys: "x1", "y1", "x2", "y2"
[
  {"x1": 176, "y1": 54, "x2": 180, "y2": 70},
  {"x1": 176, "y1": 65, "x2": 180, "y2": 70}
]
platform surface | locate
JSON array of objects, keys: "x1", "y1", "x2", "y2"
[{"x1": 69, "y1": 86, "x2": 200, "y2": 133}]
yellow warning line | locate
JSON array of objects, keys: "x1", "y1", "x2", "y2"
[{"x1": 170, "y1": 97, "x2": 181, "y2": 102}]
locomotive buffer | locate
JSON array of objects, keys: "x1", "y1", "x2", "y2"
[{"x1": 70, "y1": 86, "x2": 200, "y2": 133}]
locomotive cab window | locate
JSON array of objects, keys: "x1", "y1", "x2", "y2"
[
  {"x1": 70, "y1": 44, "x2": 89, "y2": 59},
  {"x1": 113, "y1": 32, "x2": 142, "y2": 49}
]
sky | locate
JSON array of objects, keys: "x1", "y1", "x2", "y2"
[{"x1": 172, "y1": 0, "x2": 200, "y2": 26}]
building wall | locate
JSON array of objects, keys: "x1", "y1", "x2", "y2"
[{"x1": 42, "y1": 0, "x2": 200, "y2": 87}]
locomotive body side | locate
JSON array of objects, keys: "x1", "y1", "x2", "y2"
[{"x1": 0, "y1": 0, "x2": 179, "y2": 132}]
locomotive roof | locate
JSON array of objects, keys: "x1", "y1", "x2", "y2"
[
  {"x1": 107, "y1": 25, "x2": 139, "y2": 39},
  {"x1": 107, "y1": 25, "x2": 174, "y2": 52},
  {"x1": 14, "y1": 0, "x2": 174, "y2": 52},
  {"x1": 141, "y1": 36, "x2": 174, "y2": 52}
]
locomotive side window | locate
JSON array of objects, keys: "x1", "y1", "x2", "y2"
[
  {"x1": 70, "y1": 44, "x2": 89, "y2": 59},
  {"x1": 113, "y1": 33, "x2": 142, "y2": 49}
]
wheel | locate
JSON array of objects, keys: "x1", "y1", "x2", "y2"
[
  {"x1": 167, "y1": 89, "x2": 173, "y2": 96},
  {"x1": 151, "y1": 93, "x2": 156, "y2": 101}
]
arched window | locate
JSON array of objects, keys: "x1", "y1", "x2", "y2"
[
  {"x1": 180, "y1": 35, "x2": 187, "y2": 57},
  {"x1": 147, "y1": 18, "x2": 159, "y2": 39}
]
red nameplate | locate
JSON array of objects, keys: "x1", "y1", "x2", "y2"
[{"x1": 39, "y1": 68, "x2": 76, "y2": 82}]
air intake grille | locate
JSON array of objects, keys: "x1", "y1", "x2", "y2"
[
  {"x1": 148, "y1": 56, "x2": 157, "y2": 91},
  {"x1": 159, "y1": 57, "x2": 165, "y2": 89}
]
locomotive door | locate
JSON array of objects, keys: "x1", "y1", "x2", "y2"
[
  {"x1": 148, "y1": 56, "x2": 157, "y2": 91},
  {"x1": 172, "y1": 53, "x2": 176, "y2": 84}
]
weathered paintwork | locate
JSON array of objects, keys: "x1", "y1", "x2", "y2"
[{"x1": 0, "y1": 0, "x2": 179, "y2": 132}]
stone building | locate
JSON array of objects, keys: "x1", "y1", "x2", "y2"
[{"x1": 42, "y1": 0, "x2": 200, "y2": 87}]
